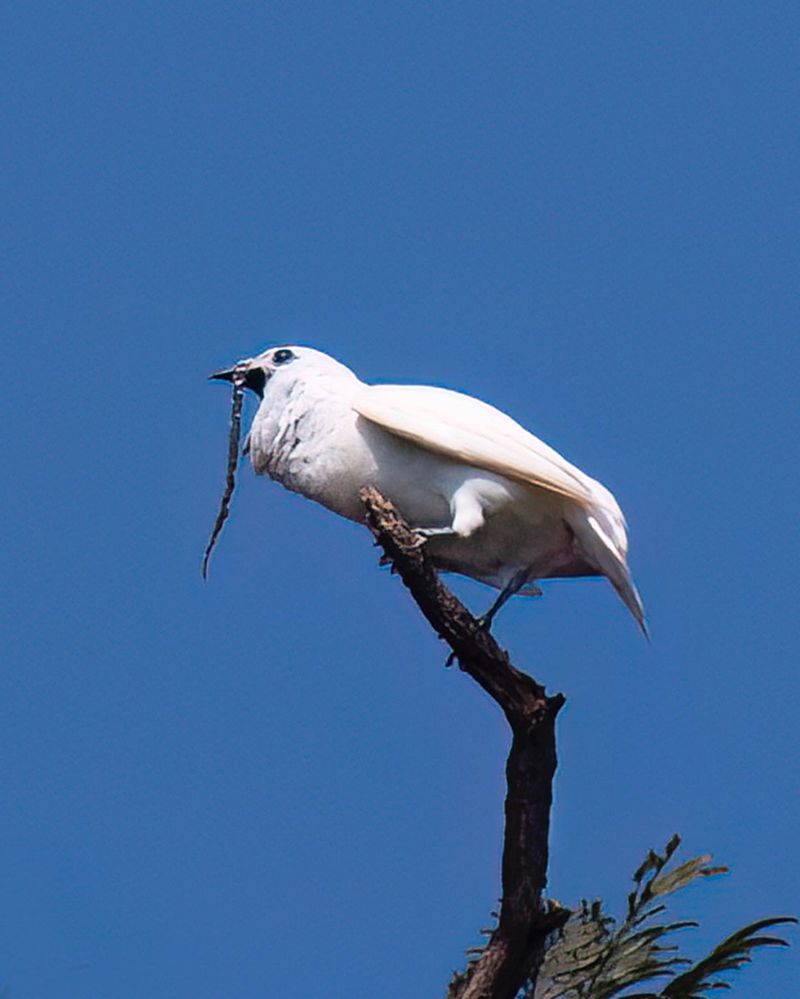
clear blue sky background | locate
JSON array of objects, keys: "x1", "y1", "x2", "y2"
[{"x1": 2, "y1": 3, "x2": 798, "y2": 997}]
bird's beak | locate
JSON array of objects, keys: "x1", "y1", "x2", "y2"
[
  {"x1": 209, "y1": 366, "x2": 238, "y2": 383},
  {"x1": 209, "y1": 362, "x2": 267, "y2": 398}
]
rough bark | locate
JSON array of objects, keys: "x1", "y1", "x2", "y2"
[{"x1": 361, "y1": 487, "x2": 569, "y2": 999}]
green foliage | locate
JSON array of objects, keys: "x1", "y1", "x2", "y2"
[{"x1": 532, "y1": 836, "x2": 795, "y2": 999}]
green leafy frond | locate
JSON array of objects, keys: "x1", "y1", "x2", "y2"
[
  {"x1": 532, "y1": 836, "x2": 794, "y2": 999},
  {"x1": 660, "y1": 916, "x2": 797, "y2": 998},
  {"x1": 534, "y1": 900, "x2": 614, "y2": 999}
]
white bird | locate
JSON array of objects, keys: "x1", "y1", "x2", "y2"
[{"x1": 211, "y1": 345, "x2": 647, "y2": 634}]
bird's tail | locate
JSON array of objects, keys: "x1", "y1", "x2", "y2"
[{"x1": 567, "y1": 507, "x2": 648, "y2": 638}]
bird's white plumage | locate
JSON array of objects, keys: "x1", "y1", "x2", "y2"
[
  {"x1": 353, "y1": 383, "x2": 629, "y2": 559},
  {"x1": 211, "y1": 345, "x2": 646, "y2": 634},
  {"x1": 354, "y1": 384, "x2": 592, "y2": 501}
]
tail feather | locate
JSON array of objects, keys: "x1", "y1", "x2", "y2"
[{"x1": 568, "y1": 508, "x2": 649, "y2": 637}]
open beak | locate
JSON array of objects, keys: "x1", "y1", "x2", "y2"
[{"x1": 209, "y1": 363, "x2": 267, "y2": 398}]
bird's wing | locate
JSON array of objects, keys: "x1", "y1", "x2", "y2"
[
  {"x1": 353, "y1": 383, "x2": 614, "y2": 512},
  {"x1": 354, "y1": 383, "x2": 644, "y2": 628}
]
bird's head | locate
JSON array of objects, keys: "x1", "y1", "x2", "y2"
[{"x1": 209, "y1": 345, "x2": 356, "y2": 399}]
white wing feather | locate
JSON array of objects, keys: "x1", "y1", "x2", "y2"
[
  {"x1": 353, "y1": 383, "x2": 626, "y2": 546},
  {"x1": 353, "y1": 383, "x2": 645, "y2": 633}
]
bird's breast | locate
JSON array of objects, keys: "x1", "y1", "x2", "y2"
[{"x1": 248, "y1": 397, "x2": 378, "y2": 520}]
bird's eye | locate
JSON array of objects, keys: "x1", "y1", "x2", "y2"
[{"x1": 272, "y1": 348, "x2": 295, "y2": 365}]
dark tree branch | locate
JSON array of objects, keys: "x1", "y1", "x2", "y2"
[{"x1": 361, "y1": 487, "x2": 569, "y2": 999}]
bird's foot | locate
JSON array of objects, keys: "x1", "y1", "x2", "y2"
[
  {"x1": 443, "y1": 613, "x2": 495, "y2": 669},
  {"x1": 475, "y1": 611, "x2": 498, "y2": 632},
  {"x1": 413, "y1": 525, "x2": 457, "y2": 544}
]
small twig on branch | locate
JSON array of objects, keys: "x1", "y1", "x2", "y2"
[{"x1": 361, "y1": 486, "x2": 569, "y2": 999}]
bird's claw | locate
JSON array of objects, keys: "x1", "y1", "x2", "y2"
[
  {"x1": 410, "y1": 529, "x2": 431, "y2": 548},
  {"x1": 442, "y1": 613, "x2": 495, "y2": 668}
]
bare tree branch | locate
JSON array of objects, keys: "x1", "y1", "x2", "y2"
[{"x1": 361, "y1": 486, "x2": 569, "y2": 999}]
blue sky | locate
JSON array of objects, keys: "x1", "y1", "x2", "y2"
[{"x1": 2, "y1": 3, "x2": 798, "y2": 996}]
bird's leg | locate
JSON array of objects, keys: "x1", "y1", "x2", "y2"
[
  {"x1": 477, "y1": 567, "x2": 536, "y2": 630},
  {"x1": 415, "y1": 525, "x2": 458, "y2": 539},
  {"x1": 416, "y1": 485, "x2": 487, "y2": 543},
  {"x1": 443, "y1": 569, "x2": 535, "y2": 668},
  {"x1": 443, "y1": 572, "x2": 540, "y2": 666},
  {"x1": 407, "y1": 525, "x2": 452, "y2": 550}
]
